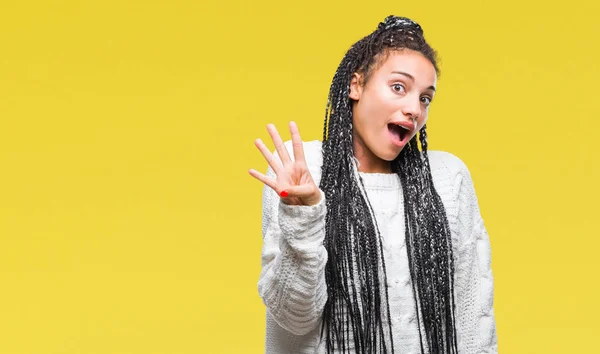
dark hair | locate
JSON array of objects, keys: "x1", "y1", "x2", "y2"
[{"x1": 319, "y1": 15, "x2": 458, "y2": 353}]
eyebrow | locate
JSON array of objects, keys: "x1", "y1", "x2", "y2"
[{"x1": 391, "y1": 71, "x2": 436, "y2": 92}]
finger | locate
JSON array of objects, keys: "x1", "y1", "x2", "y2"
[
  {"x1": 289, "y1": 121, "x2": 306, "y2": 163},
  {"x1": 254, "y1": 138, "x2": 283, "y2": 175},
  {"x1": 248, "y1": 168, "x2": 277, "y2": 191},
  {"x1": 284, "y1": 183, "x2": 318, "y2": 198},
  {"x1": 266, "y1": 124, "x2": 292, "y2": 165}
]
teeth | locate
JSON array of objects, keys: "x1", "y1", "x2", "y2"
[{"x1": 394, "y1": 124, "x2": 409, "y2": 131}]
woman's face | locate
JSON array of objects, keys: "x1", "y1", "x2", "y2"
[{"x1": 349, "y1": 49, "x2": 437, "y2": 173}]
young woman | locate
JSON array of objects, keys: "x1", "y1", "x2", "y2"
[{"x1": 248, "y1": 15, "x2": 497, "y2": 354}]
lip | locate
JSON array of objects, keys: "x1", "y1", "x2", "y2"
[
  {"x1": 387, "y1": 120, "x2": 415, "y2": 147},
  {"x1": 388, "y1": 120, "x2": 415, "y2": 133}
]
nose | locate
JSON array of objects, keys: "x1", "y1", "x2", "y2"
[{"x1": 401, "y1": 95, "x2": 421, "y2": 121}]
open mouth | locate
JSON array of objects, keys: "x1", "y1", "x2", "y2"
[{"x1": 388, "y1": 123, "x2": 410, "y2": 146}]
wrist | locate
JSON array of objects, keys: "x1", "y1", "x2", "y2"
[{"x1": 303, "y1": 188, "x2": 323, "y2": 206}]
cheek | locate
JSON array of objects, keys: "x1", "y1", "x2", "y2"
[
  {"x1": 418, "y1": 112, "x2": 429, "y2": 129},
  {"x1": 352, "y1": 102, "x2": 372, "y2": 139},
  {"x1": 409, "y1": 115, "x2": 428, "y2": 139},
  {"x1": 354, "y1": 99, "x2": 378, "y2": 129},
  {"x1": 361, "y1": 87, "x2": 391, "y2": 116}
]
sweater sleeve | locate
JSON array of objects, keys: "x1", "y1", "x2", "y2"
[
  {"x1": 257, "y1": 147, "x2": 328, "y2": 336},
  {"x1": 453, "y1": 163, "x2": 498, "y2": 354}
]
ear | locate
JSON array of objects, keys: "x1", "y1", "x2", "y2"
[{"x1": 349, "y1": 72, "x2": 363, "y2": 100}]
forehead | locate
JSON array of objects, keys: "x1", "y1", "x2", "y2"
[{"x1": 374, "y1": 50, "x2": 437, "y2": 85}]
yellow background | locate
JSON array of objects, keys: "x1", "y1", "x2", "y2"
[{"x1": 1, "y1": 0, "x2": 598, "y2": 353}]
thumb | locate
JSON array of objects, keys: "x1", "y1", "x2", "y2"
[
  {"x1": 281, "y1": 184, "x2": 322, "y2": 206},
  {"x1": 282, "y1": 184, "x2": 318, "y2": 198}
]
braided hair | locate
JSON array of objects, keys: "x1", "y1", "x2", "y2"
[{"x1": 319, "y1": 15, "x2": 458, "y2": 353}]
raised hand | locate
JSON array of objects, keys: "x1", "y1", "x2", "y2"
[{"x1": 248, "y1": 121, "x2": 321, "y2": 206}]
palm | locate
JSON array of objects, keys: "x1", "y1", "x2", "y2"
[
  {"x1": 278, "y1": 161, "x2": 314, "y2": 205},
  {"x1": 248, "y1": 122, "x2": 321, "y2": 206}
]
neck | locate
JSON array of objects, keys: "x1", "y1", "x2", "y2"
[{"x1": 352, "y1": 133, "x2": 392, "y2": 174}]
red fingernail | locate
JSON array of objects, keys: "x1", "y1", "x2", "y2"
[{"x1": 280, "y1": 190, "x2": 289, "y2": 198}]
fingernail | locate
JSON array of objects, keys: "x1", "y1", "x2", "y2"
[{"x1": 279, "y1": 190, "x2": 289, "y2": 198}]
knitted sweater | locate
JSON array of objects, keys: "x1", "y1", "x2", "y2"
[{"x1": 258, "y1": 140, "x2": 498, "y2": 354}]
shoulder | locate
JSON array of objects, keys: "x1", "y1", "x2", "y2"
[
  {"x1": 427, "y1": 150, "x2": 473, "y2": 186},
  {"x1": 426, "y1": 150, "x2": 476, "y2": 213},
  {"x1": 427, "y1": 150, "x2": 483, "y2": 248}
]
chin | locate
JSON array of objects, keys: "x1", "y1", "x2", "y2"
[{"x1": 377, "y1": 148, "x2": 402, "y2": 162}]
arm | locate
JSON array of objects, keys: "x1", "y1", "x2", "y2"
[
  {"x1": 257, "y1": 149, "x2": 328, "y2": 336},
  {"x1": 453, "y1": 164, "x2": 498, "y2": 354}
]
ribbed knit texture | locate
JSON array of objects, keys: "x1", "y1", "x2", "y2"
[{"x1": 258, "y1": 140, "x2": 498, "y2": 354}]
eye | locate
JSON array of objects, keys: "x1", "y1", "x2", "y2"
[
  {"x1": 391, "y1": 83, "x2": 406, "y2": 94},
  {"x1": 420, "y1": 96, "x2": 432, "y2": 107}
]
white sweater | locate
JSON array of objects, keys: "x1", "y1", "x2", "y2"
[{"x1": 258, "y1": 140, "x2": 498, "y2": 354}]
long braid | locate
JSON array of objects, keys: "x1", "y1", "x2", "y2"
[{"x1": 319, "y1": 16, "x2": 458, "y2": 353}]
